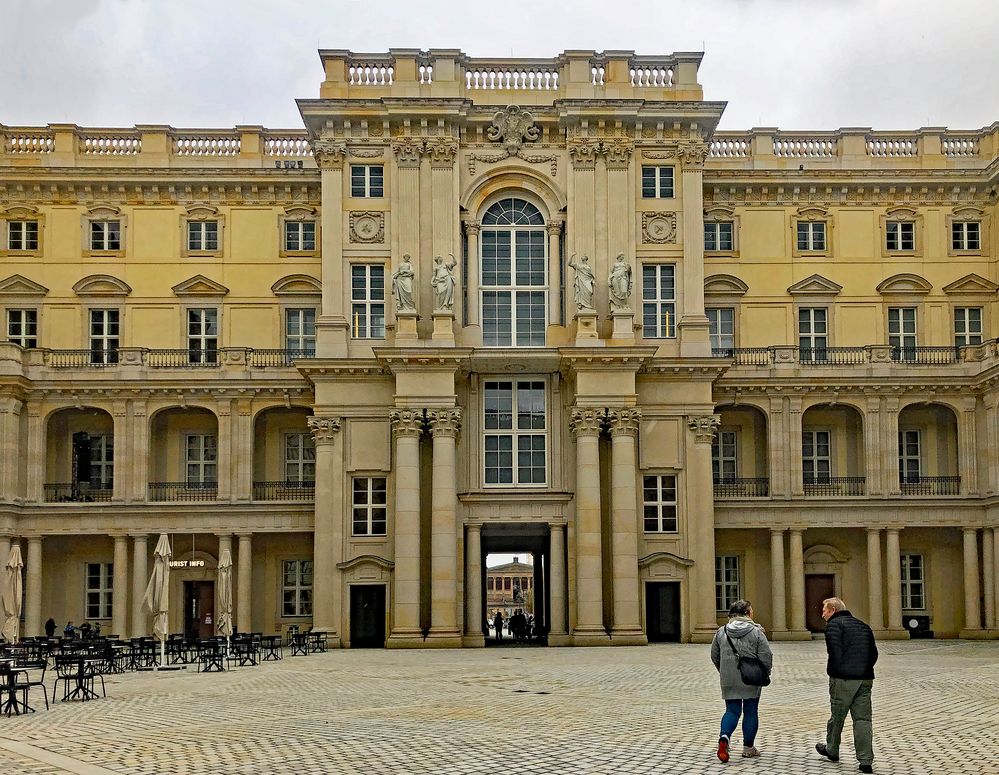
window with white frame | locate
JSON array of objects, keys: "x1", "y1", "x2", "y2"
[
  {"x1": 185, "y1": 434, "x2": 217, "y2": 487},
  {"x1": 704, "y1": 221, "x2": 734, "y2": 252},
  {"x1": 187, "y1": 308, "x2": 218, "y2": 364},
  {"x1": 642, "y1": 475, "x2": 678, "y2": 532},
  {"x1": 89, "y1": 309, "x2": 119, "y2": 365},
  {"x1": 797, "y1": 221, "x2": 826, "y2": 251},
  {"x1": 88, "y1": 435, "x2": 113, "y2": 489},
  {"x1": 715, "y1": 555, "x2": 741, "y2": 613},
  {"x1": 350, "y1": 165, "x2": 384, "y2": 198},
  {"x1": 284, "y1": 220, "x2": 316, "y2": 252},
  {"x1": 951, "y1": 221, "x2": 981, "y2": 251},
  {"x1": 886, "y1": 220, "x2": 915, "y2": 251},
  {"x1": 187, "y1": 220, "x2": 219, "y2": 252},
  {"x1": 888, "y1": 307, "x2": 917, "y2": 360},
  {"x1": 802, "y1": 430, "x2": 831, "y2": 484},
  {"x1": 712, "y1": 431, "x2": 738, "y2": 482},
  {"x1": 480, "y1": 199, "x2": 547, "y2": 347},
  {"x1": 282, "y1": 560, "x2": 313, "y2": 616},
  {"x1": 284, "y1": 433, "x2": 315, "y2": 484},
  {"x1": 798, "y1": 307, "x2": 828, "y2": 361},
  {"x1": 484, "y1": 380, "x2": 546, "y2": 486},
  {"x1": 642, "y1": 264, "x2": 676, "y2": 338},
  {"x1": 352, "y1": 477, "x2": 387, "y2": 535},
  {"x1": 285, "y1": 308, "x2": 316, "y2": 354},
  {"x1": 641, "y1": 166, "x2": 674, "y2": 198},
  {"x1": 954, "y1": 307, "x2": 982, "y2": 348},
  {"x1": 7, "y1": 309, "x2": 37, "y2": 348},
  {"x1": 898, "y1": 429, "x2": 921, "y2": 485},
  {"x1": 85, "y1": 562, "x2": 113, "y2": 620},
  {"x1": 900, "y1": 553, "x2": 925, "y2": 609},
  {"x1": 6, "y1": 220, "x2": 39, "y2": 251},
  {"x1": 706, "y1": 307, "x2": 734, "y2": 355},
  {"x1": 90, "y1": 220, "x2": 121, "y2": 251},
  {"x1": 350, "y1": 264, "x2": 386, "y2": 339}
]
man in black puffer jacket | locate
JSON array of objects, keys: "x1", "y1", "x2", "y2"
[{"x1": 814, "y1": 597, "x2": 878, "y2": 773}]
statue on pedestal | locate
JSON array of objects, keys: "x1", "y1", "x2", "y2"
[
  {"x1": 568, "y1": 254, "x2": 595, "y2": 312},
  {"x1": 392, "y1": 254, "x2": 416, "y2": 313},
  {"x1": 608, "y1": 253, "x2": 633, "y2": 312},
  {"x1": 431, "y1": 254, "x2": 458, "y2": 312}
]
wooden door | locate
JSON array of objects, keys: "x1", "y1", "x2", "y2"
[
  {"x1": 184, "y1": 581, "x2": 216, "y2": 639},
  {"x1": 805, "y1": 574, "x2": 835, "y2": 632},
  {"x1": 645, "y1": 582, "x2": 682, "y2": 642}
]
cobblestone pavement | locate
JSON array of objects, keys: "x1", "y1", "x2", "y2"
[{"x1": 1, "y1": 640, "x2": 996, "y2": 775}]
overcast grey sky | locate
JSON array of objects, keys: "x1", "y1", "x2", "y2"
[{"x1": 2, "y1": 0, "x2": 998, "y2": 132}]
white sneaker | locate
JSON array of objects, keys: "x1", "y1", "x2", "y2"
[{"x1": 742, "y1": 746, "x2": 761, "y2": 758}]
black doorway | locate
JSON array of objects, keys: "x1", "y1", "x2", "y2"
[
  {"x1": 350, "y1": 585, "x2": 386, "y2": 648},
  {"x1": 645, "y1": 582, "x2": 682, "y2": 642},
  {"x1": 183, "y1": 580, "x2": 215, "y2": 639}
]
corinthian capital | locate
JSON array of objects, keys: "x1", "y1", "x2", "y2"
[
  {"x1": 607, "y1": 408, "x2": 642, "y2": 436},
  {"x1": 687, "y1": 414, "x2": 720, "y2": 444},
  {"x1": 568, "y1": 140, "x2": 600, "y2": 170},
  {"x1": 390, "y1": 408, "x2": 425, "y2": 437},
  {"x1": 570, "y1": 406, "x2": 606, "y2": 437},
  {"x1": 425, "y1": 137, "x2": 459, "y2": 168},
  {"x1": 392, "y1": 137, "x2": 424, "y2": 168},
  {"x1": 427, "y1": 407, "x2": 462, "y2": 437},
  {"x1": 312, "y1": 139, "x2": 347, "y2": 169},
  {"x1": 601, "y1": 139, "x2": 634, "y2": 169},
  {"x1": 678, "y1": 142, "x2": 709, "y2": 169},
  {"x1": 307, "y1": 416, "x2": 342, "y2": 444}
]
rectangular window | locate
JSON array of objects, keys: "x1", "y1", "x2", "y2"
[
  {"x1": 350, "y1": 264, "x2": 386, "y2": 339},
  {"x1": 898, "y1": 429, "x2": 921, "y2": 485},
  {"x1": 89, "y1": 309, "x2": 119, "y2": 365},
  {"x1": 900, "y1": 553, "x2": 925, "y2": 610},
  {"x1": 951, "y1": 221, "x2": 981, "y2": 251},
  {"x1": 185, "y1": 434, "x2": 217, "y2": 486},
  {"x1": 712, "y1": 431, "x2": 738, "y2": 482},
  {"x1": 481, "y1": 229, "x2": 546, "y2": 347},
  {"x1": 284, "y1": 221, "x2": 316, "y2": 252},
  {"x1": 715, "y1": 556, "x2": 740, "y2": 613},
  {"x1": 7, "y1": 309, "x2": 38, "y2": 348},
  {"x1": 796, "y1": 221, "x2": 826, "y2": 251},
  {"x1": 642, "y1": 475, "x2": 678, "y2": 532},
  {"x1": 484, "y1": 380, "x2": 546, "y2": 486},
  {"x1": 187, "y1": 220, "x2": 218, "y2": 252},
  {"x1": 641, "y1": 166, "x2": 674, "y2": 198},
  {"x1": 282, "y1": 560, "x2": 313, "y2": 617},
  {"x1": 85, "y1": 562, "x2": 113, "y2": 620},
  {"x1": 7, "y1": 220, "x2": 39, "y2": 251},
  {"x1": 352, "y1": 477, "x2": 387, "y2": 535},
  {"x1": 886, "y1": 221, "x2": 915, "y2": 251},
  {"x1": 706, "y1": 307, "x2": 734, "y2": 356},
  {"x1": 798, "y1": 307, "x2": 828, "y2": 362},
  {"x1": 90, "y1": 220, "x2": 121, "y2": 251},
  {"x1": 704, "y1": 221, "x2": 734, "y2": 252},
  {"x1": 88, "y1": 434, "x2": 113, "y2": 489},
  {"x1": 187, "y1": 308, "x2": 219, "y2": 364},
  {"x1": 642, "y1": 264, "x2": 676, "y2": 339},
  {"x1": 954, "y1": 307, "x2": 983, "y2": 348},
  {"x1": 284, "y1": 432, "x2": 315, "y2": 484},
  {"x1": 285, "y1": 308, "x2": 317, "y2": 354},
  {"x1": 888, "y1": 307, "x2": 917, "y2": 360},
  {"x1": 802, "y1": 430, "x2": 831, "y2": 484},
  {"x1": 350, "y1": 165, "x2": 384, "y2": 198}
]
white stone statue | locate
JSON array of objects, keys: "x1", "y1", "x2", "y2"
[
  {"x1": 608, "y1": 253, "x2": 633, "y2": 312},
  {"x1": 568, "y1": 254, "x2": 595, "y2": 312},
  {"x1": 431, "y1": 254, "x2": 458, "y2": 312},
  {"x1": 392, "y1": 254, "x2": 416, "y2": 313}
]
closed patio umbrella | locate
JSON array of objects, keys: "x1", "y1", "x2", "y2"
[
  {"x1": 1, "y1": 544, "x2": 23, "y2": 643},
  {"x1": 143, "y1": 534, "x2": 172, "y2": 668},
  {"x1": 217, "y1": 546, "x2": 233, "y2": 645}
]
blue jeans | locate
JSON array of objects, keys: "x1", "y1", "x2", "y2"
[{"x1": 721, "y1": 698, "x2": 759, "y2": 746}]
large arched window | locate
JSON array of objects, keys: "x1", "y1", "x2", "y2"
[{"x1": 480, "y1": 198, "x2": 546, "y2": 346}]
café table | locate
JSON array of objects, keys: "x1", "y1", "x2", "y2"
[{"x1": 261, "y1": 635, "x2": 283, "y2": 661}]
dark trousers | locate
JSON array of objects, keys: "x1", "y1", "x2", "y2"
[
  {"x1": 826, "y1": 678, "x2": 874, "y2": 766},
  {"x1": 721, "y1": 698, "x2": 759, "y2": 747}
]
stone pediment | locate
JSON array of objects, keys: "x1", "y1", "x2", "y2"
[
  {"x1": 72, "y1": 274, "x2": 132, "y2": 297},
  {"x1": 271, "y1": 274, "x2": 322, "y2": 296},
  {"x1": 638, "y1": 551, "x2": 695, "y2": 568},
  {"x1": 0, "y1": 274, "x2": 49, "y2": 297},
  {"x1": 942, "y1": 273, "x2": 998, "y2": 295},
  {"x1": 787, "y1": 274, "x2": 842, "y2": 296},
  {"x1": 704, "y1": 274, "x2": 749, "y2": 296},
  {"x1": 172, "y1": 275, "x2": 230, "y2": 297},
  {"x1": 876, "y1": 273, "x2": 931, "y2": 295},
  {"x1": 336, "y1": 554, "x2": 394, "y2": 572}
]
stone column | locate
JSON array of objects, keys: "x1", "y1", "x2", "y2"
[
  {"x1": 866, "y1": 528, "x2": 885, "y2": 630},
  {"x1": 863, "y1": 398, "x2": 883, "y2": 497},
  {"x1": 882, "y1": 399, "x2": 901, "y2": 496},
  {"x1": 962, "y1": 528, "x2": 982, "y2": 633},
  {"x1": 570, "y1": 407, "x2": 608, "y2": 643},
  {"x1": 428, "y1": 408, "x2": 462, "y2": 646},
  {"x1": 767, "y1": 394, "x2": 789, "y2": 498},
  {"x1": 463, "y1": 523, "x2": 484, "y2": 647},
  {"x1": 958, "y1": 399, "x2": 979, "y2": 495},
  {"x1": 112, "y1": 535, "x2": 129, "y2": 637},
  {"x1": 392, "y1": 138, "x2": 423, "y2": 336},
  {"x1": 547, "y1": 220, "x2": 563, "y2": 327},
  {"x1": 25, "y1": 404, "x2": 43, "y2": 502},
  {"x1": 216, "y1": 399, "x2": 232, "y2": 501},
  {"x1": 885, "y1": 528, "x2": 904, "y2": 633},
  {"x1": 548, "y1": 522, "x2": 569, "y2": 645},
  {"x1": 0, "y1": 537, "x2": 10, "y2": 569},
  {"x1": 983, "y1": 528, "x2": 995, "y2": 630},
  {"x1": 607, "y1": 408, "x2": 645, "y2": 644},
  {"x1": 463, "y1": 221, "x2": 481, "y2": 327},
  {"x1": 110, "y1": 401, "x2": 127, "y2": 502},
  {"x1": 788, "y1": 396, "x2": 805, "y2": 497},
  {"x1": 25, "y1": 536, "x2": 42, "y2": 636},
  {"x1": 236, "y1": 533, "x2": 252, "y2": 633},
  {"x1": 131, "y1": 533, "x2": 148, "y2": 636},
  {"x1": 307, "y1": 416, "x2": 343, "y2": 640},
  {"x1": 130, "y1": 401, "x2": 148, "y2": 503},
  {"x1": 387, "y1": 408, "x2": 425, "y2": 647},
  {"x1": 689, "y1": 415, "x2": 722, "y2": 640},
  {"x1": 313, "y1": 139, "x2": 349, "y2": 356},
  {"x1": 985, "y1": 398, "x2": 999, "y2": 495},
  {"x1": 769, "y1": 528, "x2": 787, "y2": 633},
  {"x1": 993, "y1": 528, "x2": 999, "y2": 633},
  {"x1": 788, "y1": 528, "x2": 807, "y2": 636},
  {"x1": 0, "y1": 398, "x2": 22, "y2": 501},
  {"x1": 232, "y1": 399, "x2": 253, "y2": 502},
  {"x1": 677, "y1": 143, "x2": 711, "y2": 357},
  {"x1": 216, "y1": 533, "x2": 233, "y2": 633}
]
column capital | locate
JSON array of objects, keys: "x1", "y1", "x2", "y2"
[
  {"x1": 307, "y1": 416, "x2": 342, "y2": 445},
  {"x1": 462, "y1": 220, "x2": 481, "y2": 236},
  {"x1": 392, "y1": 137, "x2": 424, "y2": 168},
  {"x1": 769, "y1": 527, "x2": 786, "y2": 536},
  {"x1": 601, "y1": 139, "x2": 634, "y2": 170},
  {"x1": 570, "y1": 406, "x2": 606, "y2": 437},
  {"x1": 687, "y1": 414, "x2": 720, "y2": 444},
  {"x1": 678, "y1": 141, "x2": 709, "y2": 169},
  {"x1": 129, "y1": 532, "x2": 149, "y2": 540},
  {"x1": 313, "y1": 139, "x2": 347, "y2": 169},
  {"x1": 427, "y1": 407, "x2": 462, "y2": 437},
  {"x1": 466, "y1": 522, "x2": 482, "y2": 534},
  {"x1": 607, "y1": 407, "x2": 641, "y2": 436},
  {"x1": 390, "y1": 407, "x2": 425, "y2": 437},
  {"x1": 425, "y1": 137, "x2": 458, "y2": 168},
  {"x1": 235, "y1": 532, "x2": 253, "y2": 540},
  {"x1": 568, "y1": 140, "x2": 600, "y2": 170},
  {"x1": 963, "y1": 526, "x2": 980, "y2": 535},
  {"x1": 545, "y1": 219, "x2": 564, "y2": 235},
  {"x1": 865, "y1": 526, "x2": 883, "y2": 534}
]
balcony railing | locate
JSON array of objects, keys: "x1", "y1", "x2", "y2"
[
  {"x1": 146, "y1": 349, "x2": 220, "y2": 368},
  {"x1": 44, "y1": 482, "x2": 113, "y2": 502},
  {"x1": 36, "y1": 348, "x2": 316, "y2": 369},
  {"x1": 148, "y1": 482, "x2": 218, "y2": 501},
  {"x1": 713, "y1": 348, "x2": 772, "y2": 366},
  {"x1": 803, "y1": 476, "x2": 866, "y2": 496},
  {"x1": 899, "y1": 476, "x2": 961, "y2": 496},
  {"x1": 247, "y1": 349, "x2": 315, "y2": 367},
  {"x1": 889, "y1": 346, "x2": 962, "y2": 365},
  {"x1": 798, "y1": 347, "x2": 867, "y2": 366},
  {"x1": 713, "y1": 477, "x2": 770, "y2": 498},
  {"x1": 252, "y1": 481, "x2": 316, "y2": 500},
  {"x1": 709, "y1": 344, "x2": 972, "y2": 367}
]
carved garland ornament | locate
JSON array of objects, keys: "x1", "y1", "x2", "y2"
[
  {"x1": 349, "y1": 211, "x2": 385, "y2": 243},
  {"x1": 642, "y1": 212, "x2": 677, "y2": 243},
  {"x1": 687, "y1": 415, "x2": 720, "y2": 444},
  {"x1": 467, "y1": 105, "x2": 557, "y2": 177}
]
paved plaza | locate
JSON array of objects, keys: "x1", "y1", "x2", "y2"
[{"x1": 0, "y1": 640, "x2": 996, "y2": 775}]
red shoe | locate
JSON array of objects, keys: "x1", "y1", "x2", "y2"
[{"x1": 717, "y1": 737, "x2": 730, "y2": 763}]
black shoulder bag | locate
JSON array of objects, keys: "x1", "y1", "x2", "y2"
[{"x1": 725, "y1": 631, "x2": 771, "y2": 687}]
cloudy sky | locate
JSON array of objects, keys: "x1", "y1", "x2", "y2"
[{"x1": 2, "y1": 0, "x2": 997, "y2": 132}]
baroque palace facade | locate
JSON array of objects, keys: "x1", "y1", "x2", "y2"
[{"x1": 1, "y1": 48, "x2": 998, "y2": 647}]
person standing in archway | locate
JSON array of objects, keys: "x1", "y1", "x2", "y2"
[{"x1": 493, "y1": 610, "x2": 504, "y2": 642}]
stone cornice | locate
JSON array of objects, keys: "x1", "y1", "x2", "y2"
[
  {"x1": 703, "y1": 177, "x2": 995, "y2": 207},
  {"x1": 374, "y1": 347, "x2": 473, "y2": 373}
]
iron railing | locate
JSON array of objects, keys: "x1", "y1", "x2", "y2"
[
  {"x1": 252, "y1": 481, "x2": 316, "y2": 500},
  {"x1": 798, "y1": 347, "x2": 867, "y2": 366},
  {"x1": 898, "y1": 476, "x2": 961, "y2": 496},
  {"x1": 889, "y1": 346, "x2": 963, "y2": 365},
  {"x1": 44, "y1": 482, "x2": 113, "y2": 502},
  {"x1": 802, "y1": 476, "x2": 866, "y2": 496},
  {"x1": 713, "y1": 477, "x2": 770, "y2": 497},
  {"x1": 148, "y1": 482, "x2": 218, "y2": 501}
]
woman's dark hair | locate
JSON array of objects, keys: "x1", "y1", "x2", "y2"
[{"x1": 728, "y1": 599, "x2": 752, "y2": 617}]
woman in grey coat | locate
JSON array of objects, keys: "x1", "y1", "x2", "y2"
[{"x1": 710, "y1": 599, "x2": 773, "y2": 762}]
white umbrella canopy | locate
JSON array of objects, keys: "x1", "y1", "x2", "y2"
[
  {"x1": 143, "y1": 534, "x2": 172, "y2": 661},
  {"x1": 1, "y1": 544, "x2": 23, "y2": 643},
  {"x1": 217, "y1": 547, "x2": 233, "y2": 639}
]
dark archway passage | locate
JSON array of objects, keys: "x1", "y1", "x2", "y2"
[{"x1": 480, "y1": 523, "x2": 552, "y2": 646}]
